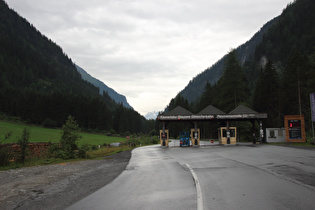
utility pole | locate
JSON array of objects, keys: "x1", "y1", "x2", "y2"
[{"x1": 297, "y1": 67, "x2": 302, "y2": 115}]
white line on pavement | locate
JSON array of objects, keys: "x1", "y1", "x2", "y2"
[{"x1": 186, "y1": 163, "x2": 204, "y2": 210}]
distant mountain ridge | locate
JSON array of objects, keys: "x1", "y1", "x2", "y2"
[
  {"x1": 76, "y1": 65, "x2": 133, "y2": 109},
  {"x1": 144, "y1": 111, "x2": 159, "y2": 120}
]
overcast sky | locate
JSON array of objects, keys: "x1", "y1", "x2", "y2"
[{"x1": 6, "y1": 0, "x2": 293, "y2": 115}]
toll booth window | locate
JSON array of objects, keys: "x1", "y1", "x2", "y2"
[
  {"x1": 269, "y1": 130, "x2": 275, "y2": 138},
  {"x1": 223, "y1": 129, "x2": 227, "y2": 137},
  {"x1": 230, "y1": 129, "x2": 235, "y2": 137}
]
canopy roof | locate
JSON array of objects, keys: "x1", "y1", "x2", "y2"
[
  {"x1": 198, "y1": 105, "x2": 226, "y2": 115},
  {"x1": 229, "y1": 105, "x2": 257, "y2": 114},
  {"x1": 164, "y1": 106, "x2": 193, "y2": 116}
]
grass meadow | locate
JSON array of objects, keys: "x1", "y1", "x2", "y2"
[{"x1": 0, "y1": 120, "x2": 126, "y2": 146}]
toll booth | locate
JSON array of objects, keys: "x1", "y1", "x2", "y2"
[
  {"x1": 190, "y1": 128, "x2": 200, "y2": 146},
  {"x1": 160, "y1": 129, "x2": 169, "y2": 147},
  {"x1": 218, "y1": 127, "x2": 237, "y2": 144}
]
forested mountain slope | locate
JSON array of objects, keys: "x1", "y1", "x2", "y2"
[
  {"x1": 0, "y1": 1, "x2": 97, "y2": 97},
  {"x1": 0, "y1": 0, "x2": 150, "y2": 133},
  {"x1": 253, "y1": 0, "x2": 315, "y2": 68}
]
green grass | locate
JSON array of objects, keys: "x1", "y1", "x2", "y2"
[{"x1": 0, "y1": 120, "x2": 126, "y2": 146}]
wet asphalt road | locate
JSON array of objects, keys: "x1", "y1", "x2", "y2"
[{"x1": 68, "y1": 141, "x2": 315, "y2": 210}]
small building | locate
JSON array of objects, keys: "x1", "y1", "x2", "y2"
[{"x1": 266, "y1": 128, "x2": 285, "y2": 143}]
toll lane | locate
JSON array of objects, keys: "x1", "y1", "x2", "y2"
[
  {"x1": 68, "y1": 144, "x2": 315, "y2": 210},
  {"x1": 167, "y1": 145, "x2": 315, "y2": 210},
  {"x1": 67, "y1": 145, "x2": 197, "y2": 210}
]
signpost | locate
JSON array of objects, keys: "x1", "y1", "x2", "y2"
[
  {"x1": 310, "y1": 93, "x2": 315, "y2": 121},
  {"x1": 310, "y1": 93, "x2": 315, "y2": 141}
]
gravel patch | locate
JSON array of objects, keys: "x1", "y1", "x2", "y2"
[{"x1": 0, "y1": 150, "x2": 131, "y2": 210}]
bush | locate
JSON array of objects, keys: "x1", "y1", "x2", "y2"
[
  {"x1": 77, "y1": 149, "x2": 87, "y2": 158},
  {"x1": 48, "y1": 144, "x2": 63, "y2": 158},
  {"x1": 149, "y1": 129, "x2": 158, "y2": 136},
  {"x1": 0, "y1": 131, "x2": 12, "y2": 167},
  {"x1": 91, "y1": 145, "x2": 98, "y2": 150},
  {"x1": 17, "y1": 128, "x2": 30, "y2": 164},
  {"x1": 0, "y1": 147, "x2": 11, "y2": 167},
  {"x1": 80, "y1": 143, "x2": 91, "y2": 152}
]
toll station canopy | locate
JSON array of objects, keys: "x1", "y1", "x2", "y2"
[{"x1": 157, "y1": 105, "x2": 267, "y2": 121}]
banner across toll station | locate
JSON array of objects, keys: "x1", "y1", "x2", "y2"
[{"x1": 158, "y1": 113, "x2": 267, "y2": 121}]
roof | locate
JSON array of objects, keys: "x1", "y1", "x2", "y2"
[
  {"x1": 229, "y1": 105, "x2": 258, "y2": 114},
  {"x1": 198, "y1": 105, "x2": 226, "y2": 115},
  {"x1": 165, "y1": 106, "x2": 193, "y2": 116}
]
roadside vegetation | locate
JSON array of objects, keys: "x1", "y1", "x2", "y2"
[{"x1": 0, "y1": 116, "x2": 159, "y2": 171}]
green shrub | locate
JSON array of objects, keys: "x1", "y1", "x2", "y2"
[
  {"x1": 91, "y1": 145, "x2": 98, "y2": 150},
  {"x1": 17, "y1": 128, "x2": 30, "y2": 164},
  {"x1": 77, "y1": 149, "x2": 86, "y2": 158},
  {"x1": 0, "y1": 131, "x2": 13, "y2": 167},
  {"x1": 80, "y1": 143, "x2": 91, "y2": 152},
  {"x1": 0, "y1": 147, "x2": 11, "y2": 166}
]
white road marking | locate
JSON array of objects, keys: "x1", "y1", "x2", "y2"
[{"x1": 186, "y1": 163, "x2": 204, "y2": 210}]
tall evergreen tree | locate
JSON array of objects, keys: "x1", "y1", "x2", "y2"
[
  {"x1": 281, "y1": 51, "x2": 309, "y2": 117},
  {"x1": 216, "y1": 49, "x2": 250, "y2": 112},
  {"x1": 252, "y1": 61, "x2": 280, "y2": 127},
  {"x1": 197, "y1": 82, "x2": 213, "y2": 112},
  {"x1": 166, "y1": 94, "x2": 191, "y2": 112}
]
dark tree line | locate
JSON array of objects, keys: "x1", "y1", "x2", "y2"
[{"x1": 198, "y1": 49, "x2": 315, "y2": 130}]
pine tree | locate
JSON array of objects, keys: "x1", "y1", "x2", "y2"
[
  {"x1": 216, "y1": 49, "x2": 250, "y2": 112},
  {"x1": 60, "y1": 116, "x2": 81, "y2": 159},
  {"x1": 197, "y1": 82, "x2": 213, "y2": 112},
  {"x1": 252, "y1": 60, "x2": 280, "y2": 127},
  {"x1": 281, "y1": 51, "x2": 309, "y2": 116}
]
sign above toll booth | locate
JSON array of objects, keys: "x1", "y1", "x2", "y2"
[{"x1": 158, "y1": 113, "x2": 267, "y2": 121}]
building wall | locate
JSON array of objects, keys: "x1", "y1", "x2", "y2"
[{"x1": 266, "y1": 128, "x2": 286, "y2": 143}]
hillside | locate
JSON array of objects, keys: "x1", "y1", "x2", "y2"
[
  {"x1": 253, "y1": 0, "x2": 315, "y2": 68},
  {"x1": 76, "y1": 65, "x2": 133, "y2": 109},
  {"x1": 0, "y1": 0, "x2": 151, "y2": 134},
  {"x1": 166, "y1": 0, "x2": 315, "y2": 131},
  {"x1": 179, "y1": 0, "x2": 315, "y2": 104},
  {"x1": 0, "y1": 1, "x2": 98, "y2": 97},
  {"x1": 179, "y1": 17, "x2": 277, "y2": 103}
]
